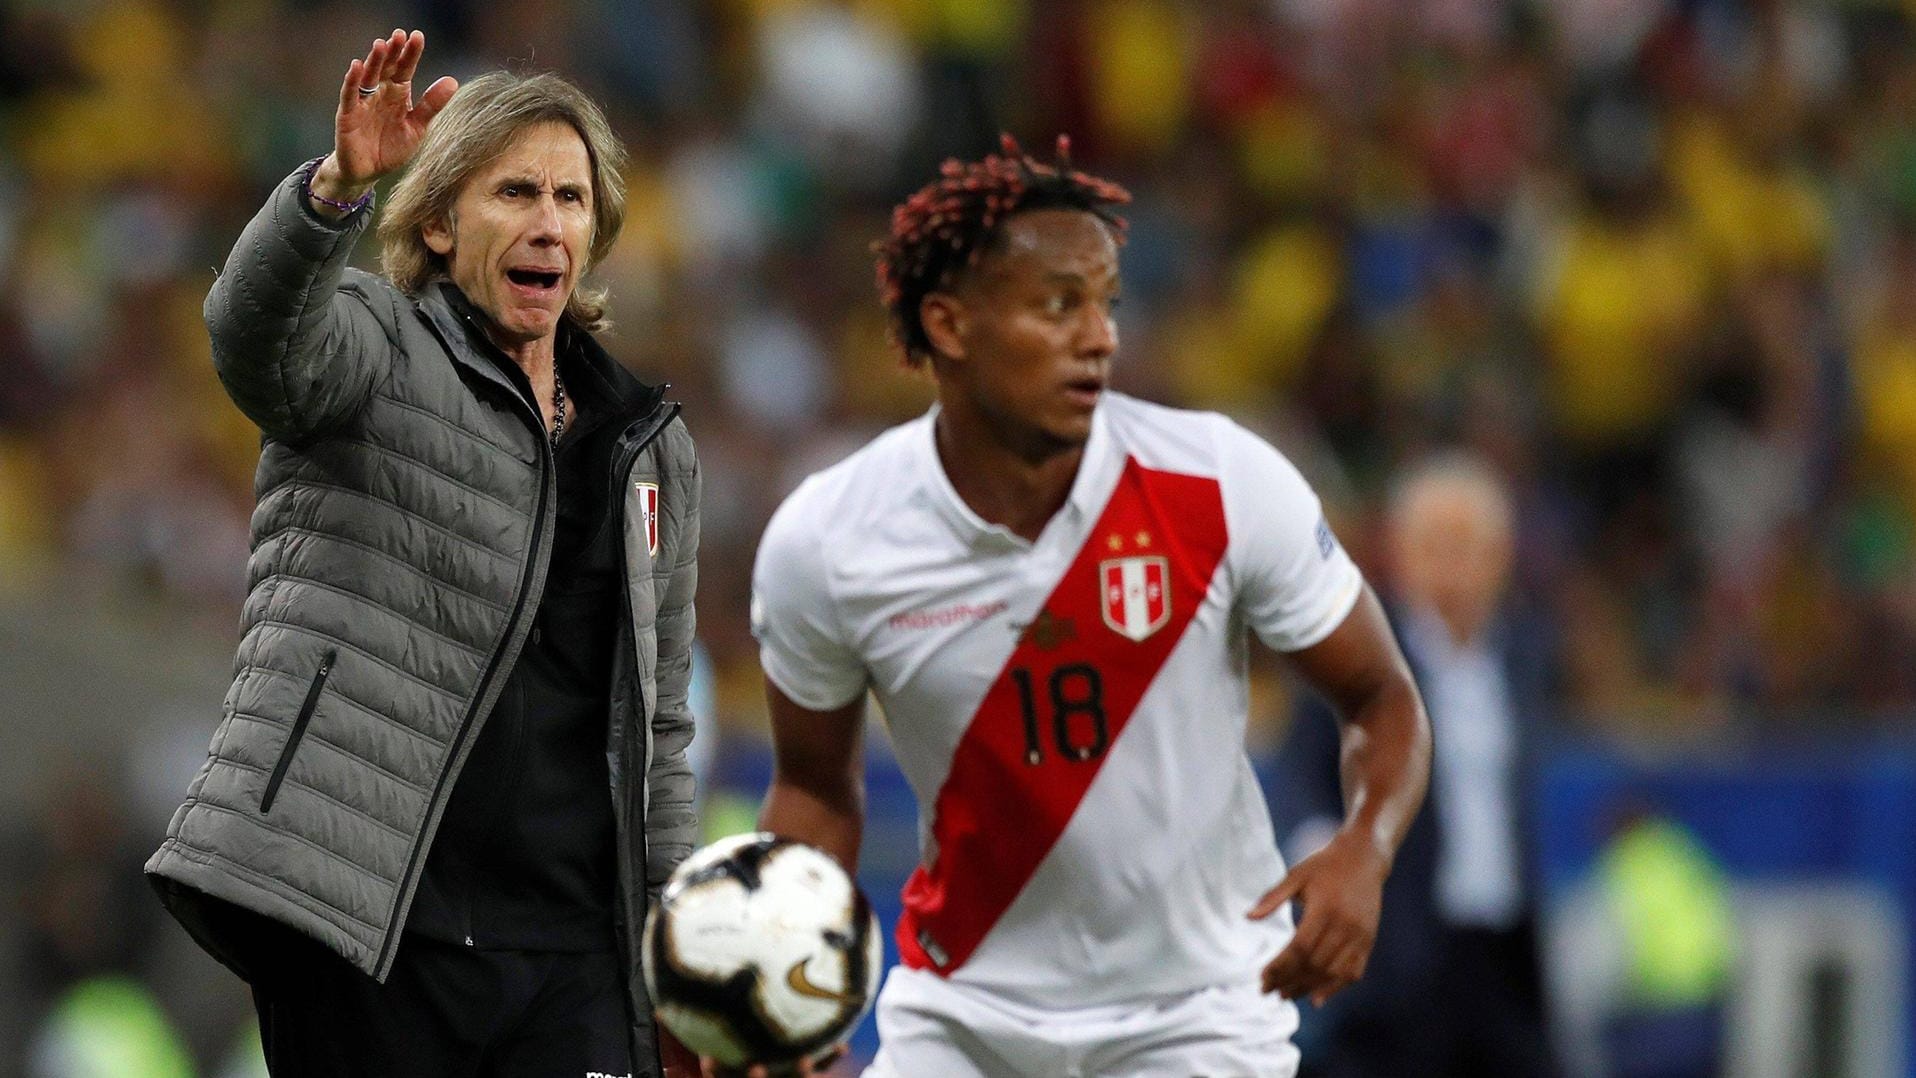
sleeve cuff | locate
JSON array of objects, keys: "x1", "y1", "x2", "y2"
[
  {"x1": 760, "y1": 648, "x2": 867, "y2": 713},
  {"x1": 1262, "y1": 567, "x2": 1364, "y2": 654}
]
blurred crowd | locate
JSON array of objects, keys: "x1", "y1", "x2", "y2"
[
  {"x1": 3, "y1": 0, "x2": 1916, "y2": 1072},
  {"x1": 7, "y1": 0, "x2": 1916, "y2": 718},
  {"x1": 6, "y1": 0, "x2": 1914, "y2": 728}
]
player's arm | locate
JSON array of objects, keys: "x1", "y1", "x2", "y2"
[
  {"x1": 693, "y1": 686, "x2": 865, "y2": 1078},
  {"x1": 758, "y1": 684, "x2": 867, "y2": 872},
  {"x1": 749, "y1": 481, "x2": 869, "y2": 872},
  {"x1": 1252, "y1": 585, "x2": 1431, "y2": 1005}
]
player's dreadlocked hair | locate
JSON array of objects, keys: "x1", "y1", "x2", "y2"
[{"x1": 876, "y1": 135, "x2": 1131, "y2": 367}]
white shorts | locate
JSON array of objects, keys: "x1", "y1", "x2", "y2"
[{"x1": 861, "y1": 967, "x2": 1301, "y2": 1078}]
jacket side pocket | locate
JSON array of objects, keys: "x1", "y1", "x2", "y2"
[{"x1": 261, "y1": 648, "x2": 336, "y2": 813}]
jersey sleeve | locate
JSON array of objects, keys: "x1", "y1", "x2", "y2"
[
  {"x1": 751, "y1": 485, "x2": 869, "y2": 711},
  {"x1": 1218, "y1": 420, "x2": 1365, "y2": 652}
]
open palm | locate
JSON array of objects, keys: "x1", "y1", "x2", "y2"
[{"x1": 329, "y1": 29, "x2": 458, "y2": 188}]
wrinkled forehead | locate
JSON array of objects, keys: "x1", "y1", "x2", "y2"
[{"x1": 464, "y1": 119, "x2": 595, "y2": 191}]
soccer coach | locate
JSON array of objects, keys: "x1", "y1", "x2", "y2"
[{"x1": 146, "y1": 29, "x2": 702, "y2": 1077}]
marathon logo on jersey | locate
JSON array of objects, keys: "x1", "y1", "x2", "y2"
[
  {"x1": 1100, "y1": 555, "x2": 1170, "y2": 641},
  {"x1": 634, "y1": 482, "x2": 660, "y2": 558},
  {"x1": 889, "y1": 600, "x2": 1008, "y2": 632}
]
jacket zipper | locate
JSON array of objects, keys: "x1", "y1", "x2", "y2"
[
  {"x1": 260, "y1": 648, "x2": 336, "y2": 814},
  {"x1": 604, "y1": 401, "x2": 680, "y2": 1015},
  {"x1": 374, "y1": 386, "x2": 678, "y2": 979},
  {"x1": 372, "y1": 365, "x2": 560, "y2": 977}
]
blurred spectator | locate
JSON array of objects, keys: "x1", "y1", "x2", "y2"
[
  {"x1": 1525, "y1": 89, "x2": 1707, "y2": 506},
  {"x1": 27, "y1": 977, "x2": 192, "y2": 1078},
  {"x1": 751, "y1": 0, "x2": 923, "y2": 191},
  {"x1": 16, "y1": 768, "x2": 158, "y2": 1001},
  {"x1": 1274, "y1": 453, "x2": 1558, "y2": 1077},
  {"x1": 1550, "y1": 804, "x2": 1736, "y2": 1078}
]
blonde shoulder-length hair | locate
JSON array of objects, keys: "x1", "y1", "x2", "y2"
[{"x1": 378, "y1": 71, "x2": 628, "y2": 333}]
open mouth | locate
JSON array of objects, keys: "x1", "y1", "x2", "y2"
[
  {"x1": 1065, "y1": 377, "x2": 1105, "y2": 401},
  {"x1": 506, "y1": 268, "x2": 562, "y2": 290}
]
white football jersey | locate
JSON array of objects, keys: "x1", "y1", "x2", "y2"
[{"x1": 751, "y1": 393, "x2": 1364, "y2": 1009}]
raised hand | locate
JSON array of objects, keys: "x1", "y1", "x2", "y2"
[
  {"x1": 310, "y1": 29, "x2": 458, "y2": 209},
  {"x1": 1249, "y1": 829, "x2": 1389, "y2": 1007}
]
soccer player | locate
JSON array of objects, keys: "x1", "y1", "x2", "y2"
[{"x1": 743, "y1": 139, "x2": 1433, "y2": 1075}]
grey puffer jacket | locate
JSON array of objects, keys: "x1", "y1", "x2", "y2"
[{"x1": 146, "y1": 166, "x2": 700, "y2": 1058}]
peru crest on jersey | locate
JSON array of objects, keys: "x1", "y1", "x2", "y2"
[{"x1": 1100, "y1": 554, "x2": 1170, "y2": 641}]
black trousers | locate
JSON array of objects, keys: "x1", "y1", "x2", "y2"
[
  {"x1": 1306, "y1": 924, "x2": 1557, "y2": 1078},
  {"x1": 251, "y1": 932, "x2": 639, "y2": 1077}
]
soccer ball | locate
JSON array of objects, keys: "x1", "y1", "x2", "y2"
[{"x1": 644, "y1": 832, "x2": 883, "y2": 1069}]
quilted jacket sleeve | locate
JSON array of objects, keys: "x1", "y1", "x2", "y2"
[
  {"x1": 647, "y1": 422, "x2": 702, "y2": 899},
  {"x1": 205, "y1": 164, "x2": 391, "y2": 442}
]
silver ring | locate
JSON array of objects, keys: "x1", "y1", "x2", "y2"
[{"x1": 357, "y1": 84, "x2": 378, "y2": 97}]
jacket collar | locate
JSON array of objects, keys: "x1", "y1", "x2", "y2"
[{"x1": 415, "y1": 280, "x2": 667, "y2": 422}]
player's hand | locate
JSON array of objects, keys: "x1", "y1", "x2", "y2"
[
  {"x1": 1249, "y1": 829, "x2": 1389, "y2": 1006},
  {"x1": 700, "y1": 1044, "x2": 845, "y2": 1077},
  {"x1": 312, "y1": 28, "x2": 458, "y2": 207}
]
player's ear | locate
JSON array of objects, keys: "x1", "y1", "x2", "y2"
[{"x1": 919, "y1": 292, "x2": 967, "y2": 363}]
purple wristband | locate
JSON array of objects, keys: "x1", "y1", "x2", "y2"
[{"x1": 300, "y1": 156, "x2": 374, "y2": 215}]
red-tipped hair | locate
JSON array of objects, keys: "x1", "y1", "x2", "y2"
[{"x1": 874, "y1": 134, "x2": 1131, "y2": 366}]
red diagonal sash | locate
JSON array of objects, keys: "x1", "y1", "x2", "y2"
[{"x1": 897, "y1": 458, "x2": 1228, "y2": 974}]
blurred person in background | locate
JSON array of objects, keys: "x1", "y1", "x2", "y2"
[
  {"x1": 1550, "y1": 800, "x2": 1734, "y2": 1078},
  {"x1": 18, "y1": 767, "x2": 187, "y2": 1078},
  {"x1": 745, "y1": 138, "x2": 1431, "y2": 1076},
  {"x1": 27, "y1": 977, "x2": 193, "y2": 1078},
  {"x1": 142, "y1": 30, "x2": 701, "y2": 1077},
  {"x1": 1274, "y1": 452, "x2": 1559, "y2": 1078}
]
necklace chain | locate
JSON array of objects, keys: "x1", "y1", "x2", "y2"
[{"x1": 550, "y1": 370, "x2": 567, "y2": 450}]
